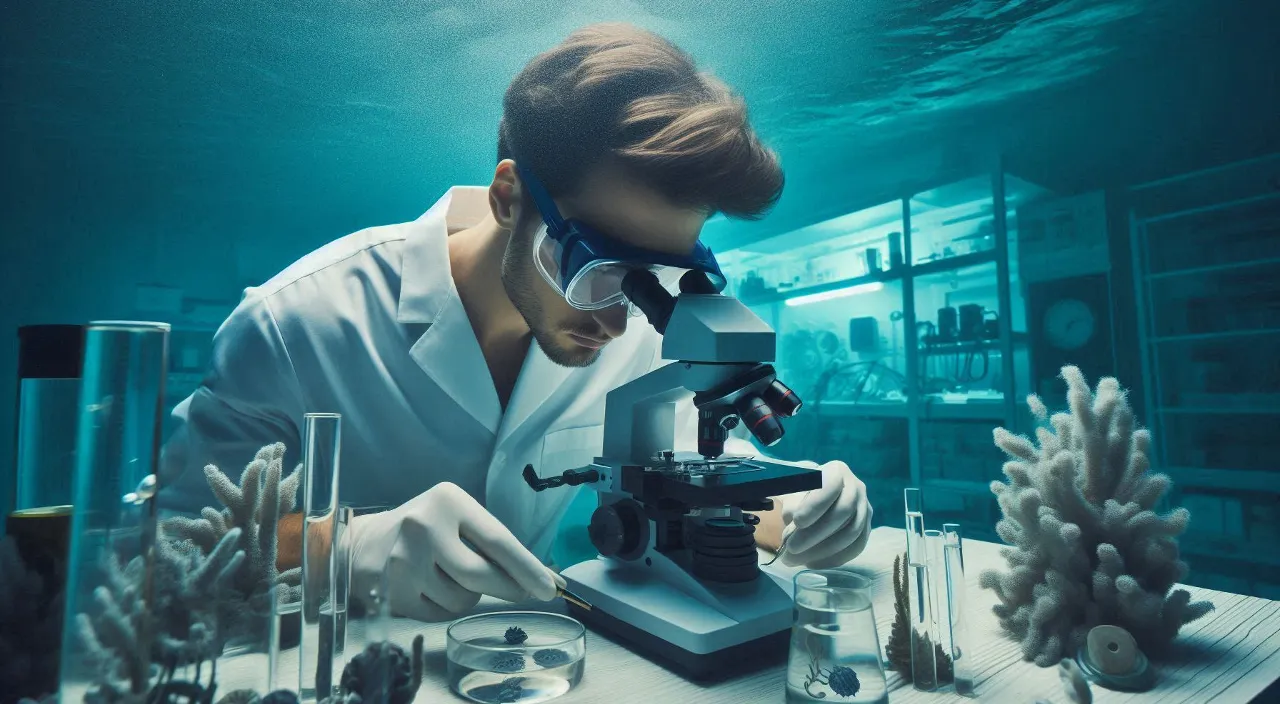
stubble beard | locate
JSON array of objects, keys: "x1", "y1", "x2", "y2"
[{"x1": 500, "y1": 222, "x2": 600, "y2": 369}]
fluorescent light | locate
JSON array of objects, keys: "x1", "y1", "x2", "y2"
[{"x1": 784, "y1": 282, "x2": 884, "y2": 307}]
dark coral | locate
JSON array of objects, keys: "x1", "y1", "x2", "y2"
[{"x1": 337, "y1": 635, "x2": 424, "y2": 704}]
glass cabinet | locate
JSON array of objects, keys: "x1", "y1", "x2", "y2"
[{"x1": 719, "y1": 166, "x2": 1051, "y2": 539}]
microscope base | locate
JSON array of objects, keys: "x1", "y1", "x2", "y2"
[
  {"x1": 561, "y1": 556, "x2": 793, "y2": 680},
  {"x1": 568, "y1": 600, "x2": 789, "y2": 679}
]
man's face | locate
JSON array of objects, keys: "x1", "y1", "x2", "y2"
[{"x1": 500, "y1": 162, "x2": 708, "y2": 368}]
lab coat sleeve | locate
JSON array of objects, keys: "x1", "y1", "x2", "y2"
[{"x1": 157, "y1": 292, "x2": 306, "y2": 517}]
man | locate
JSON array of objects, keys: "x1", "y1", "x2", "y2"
[{"x1": 159, "y1": 23, "x2": 872, "y2": 623}]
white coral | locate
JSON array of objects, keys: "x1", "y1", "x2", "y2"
[
  {"x1": 161, "y1": 442, "x2": 303, "y2": 638},
  {"x1": 979, "y1": 366, "x2": 1214, "y2": 666},
  {"x1": 76, "y1": 528, "x2": 244, "y2": 700}
]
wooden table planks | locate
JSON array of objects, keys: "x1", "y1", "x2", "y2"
[{"x1": 231, "y1": 526, "x2": 1280, "y2": 703}]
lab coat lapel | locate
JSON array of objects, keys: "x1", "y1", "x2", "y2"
[
  {"x1": 497, "y1": 341, "x2": 573, "y2": 446},
  {"x1": 408, "y1": 293, "x2": 502, "y2": 434},
  {"x1": 398, "y1": 188, "x2": 502, "y2": 433}
]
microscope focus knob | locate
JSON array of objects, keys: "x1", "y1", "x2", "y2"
[{"x1": 588, "y1": 500, "x2": 648, "y2": 561}]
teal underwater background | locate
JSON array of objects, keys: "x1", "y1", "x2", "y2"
[{"x1": 2, "y1": 2, "x2": 1278, "y2": 592}]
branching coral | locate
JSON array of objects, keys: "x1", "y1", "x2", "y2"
[
  {"x1": 0, "y1": 535, "x2": 64, "y2": 703},
  {"x1": 71, "y1": 443, "x2": 303, "y2": 702},
  {"x1": 979, "y1": 366, "x2": 1214, "y2": 666},
  {"x1": 75, "y1": 528, "x2": 244, "y2": 702},
  {"x1": 161, "y1": 443, "x2": 303, "y2": 641}
]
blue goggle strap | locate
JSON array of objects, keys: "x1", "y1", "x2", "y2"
[
  {"x1": 516, "y1": 163, "x2": 567, "y2": 234},
  {"x1": 515, "y1": 163, "x2": 726, "y2": 290}
]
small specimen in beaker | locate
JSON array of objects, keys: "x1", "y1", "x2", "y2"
[
  {"x1": 490, "y1": 652, "x2": 527, "y2": 673},
  {"x1": 787, "y1": 570, "x2": 888, "y2": 703}
]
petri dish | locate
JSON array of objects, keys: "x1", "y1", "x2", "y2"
[{"x1": 447, "y1": 611, "x2": 587, "y2": 704}]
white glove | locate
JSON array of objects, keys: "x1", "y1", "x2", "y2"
[
  {"x1": 347, "y1": 482, "x2": 557, "y2": 622},
  {"x1": 778, "y1": 461, "x2": 872, "y2": 569}
]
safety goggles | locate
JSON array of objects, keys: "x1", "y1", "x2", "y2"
[{"x1": 517, "y1": 164, "x2": 727, "y2": 311}]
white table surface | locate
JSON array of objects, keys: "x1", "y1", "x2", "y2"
[{"x1": 231, "y1": 527, "x2": 1280, "y2": 703}]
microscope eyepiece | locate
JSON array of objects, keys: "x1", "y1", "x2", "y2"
[
  {"x1": 621, "y1": 269, "x2": 676, "y2": 334},
  {"x1": 762, "y1": 379, "x2": 802, "y2": 417},
  {"x1": 734, "y1": 394, "x2": 784, "y2": 447},
  {"x1": 678, "y1": 269, "x2": 720, "y2": 294}
]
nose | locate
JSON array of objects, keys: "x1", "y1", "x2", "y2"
[{"x1": 594, "y1": 304, "x2": 628, "y2": 340}]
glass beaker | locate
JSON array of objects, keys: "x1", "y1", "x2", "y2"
[
  {"x1": 58, "y1": 321, "x2": 171, "y2": 701},
  {"x1": 787, "y1": 570, "x2": 888, "y2": 704}
]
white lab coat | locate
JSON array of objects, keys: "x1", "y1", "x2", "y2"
[{"x1": 158, "y1": 186, "x2": 705, "y2": 564}]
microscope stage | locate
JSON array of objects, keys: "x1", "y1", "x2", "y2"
[{"x1": 618, "y1": 456, "x2": 821, "y2": 507}]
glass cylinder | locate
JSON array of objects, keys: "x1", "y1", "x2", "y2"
[
  {"x1": 786, "y1": 570, "x2": 888, "y2": 704},
  {"x1": 300, "y1": 412, "x2": 342, "y2": 702},
  {"x1": 58, "y1": 321, "x2": 170, "y2": 702},
  {"x1": 7, "y1": 325, "x2": 85, "y2": 689},
  {"x1": 903, "y1": 487, "x2": 938, "y2": 692},
  {"x1": 13, "y1": 324, "x2": 85, "y2": 513},
  {"x1": 925, "y1": 529, "x2": 951, "y2": 687},
  {"x1": 943, "y1": 523, "x2": 975, "y2": 695}
]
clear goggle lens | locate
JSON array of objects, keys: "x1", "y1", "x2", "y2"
[{"x1": 533, "y1": 226, "x2": 689, "y2": 312}]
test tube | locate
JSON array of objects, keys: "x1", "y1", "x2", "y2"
[
  {"x1": 904, "y1": 488, "x2": 938, "y2": 692},
  {"x1": 925, "y1": 529, "x2": 951, "y2": 687},
  {"x1": 300, "y1": 413, "x2": 342, "y2": 702},
  {"x1": 944, "y1": 523, "x2": 975, "y2": 696},
  {"x1": 331, "y1": 506, "x2": 353, "y2": 671}
]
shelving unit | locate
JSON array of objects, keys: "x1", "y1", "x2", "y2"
[
  {"x1": 1128, "y1": 152, "x2": 1280, "y2": 597},
  {"x1": 720, "y1": 165, "x2": 1049, "y2": 539}
]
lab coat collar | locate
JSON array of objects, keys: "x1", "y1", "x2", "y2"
[
  {"x1": 397, "y1": 186, "x2": 491, "y2": 325},
  {"x1": 396, "y1": 185, "x2": 577, "y2": 439},
  {"x1": 398, "y1": 186, "x2": 504, "y2": 432}
]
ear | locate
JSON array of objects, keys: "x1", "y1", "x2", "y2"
[{"x1": 489, "y1": 159, "x2": 525, "y2": 232}]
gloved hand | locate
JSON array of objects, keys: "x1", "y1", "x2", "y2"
[
  {"x1": 777, "y1": 461, "x2": 872, "y2": 569},
  {"x1": 347, "y1": 482, "x2": 557, "y2": 622}
]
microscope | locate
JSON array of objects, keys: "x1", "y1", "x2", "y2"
[{"x1": 524, "y1": 269, "x2": 821, "y2": 678}]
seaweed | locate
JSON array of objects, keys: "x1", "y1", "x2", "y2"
[{"x1": 883, "y1": 553, "x2": 952, "y2": 683}]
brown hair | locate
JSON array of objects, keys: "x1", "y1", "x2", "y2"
[{"x1": 497, "y1": 23, "x2": 783, "y2": 220}]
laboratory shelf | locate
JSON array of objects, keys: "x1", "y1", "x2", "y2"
[
  {"x1": 923, "y1": 478, "x2": 994, "y2": 495},
  {"x1": 918, "y1": 400, "x2": 1009, "y2": 421},
  {"x1": 1164, "y1": 467, "x2": 1280, "y2": 494},
  {"x1": 1141, "y1": 191, "x2": 1280, "y2": 226},
  {"x1": 1152, "y1": 328, "x2": 1280, "y2": 344},
  {"x1": 910, "y1": 249, "x2": 997, "y2": 278},
  {"x1": 1157, "y1": 406, "x2": 1280, "y2": 415},
  {"x1": 917, "y1": 332, "x2": 1031, "y2": 358},
  {"x1": 1129, "y1": 153, "x2": 1280, "y2": 596},
  {"x1": 736, "y1": 249, "x2": 996, "y2": 308},
  {"x1": 1144, "y1": 255, "x2": 1280, "y2": 281},
  {"x1": 1181, "y1": 537, "x2": 1280, "y2": 570},
  {"x1": 737, "y1": 268, "x2": 897, "y2": 307},
  {"x1": 807, "y1": 401, "x2": 909, "y2": 419}
]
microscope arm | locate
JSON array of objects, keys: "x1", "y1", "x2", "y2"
[{"x1": 601, "y1": 360, "x2": 758, "y2": 464}]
